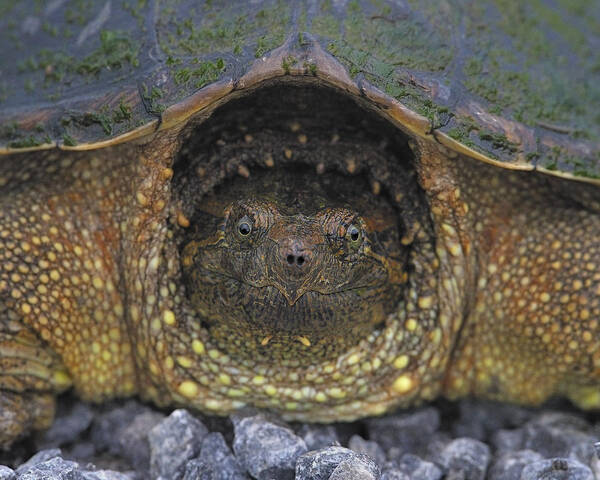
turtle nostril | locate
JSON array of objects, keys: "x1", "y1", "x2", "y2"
[{"x1": 285, "y1": 253, "x2": 307, "y2": 267}]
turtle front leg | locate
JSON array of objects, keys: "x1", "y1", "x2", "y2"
[
  {"x1": 0, "y1": 304, "x2": 70, "y2": 448},
  {"x1": 444, "y1": 160, "x2": 600, "y2": 407}
]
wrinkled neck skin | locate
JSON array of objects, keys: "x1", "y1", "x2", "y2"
[{"x1": 123, "y1": 130, "x2": 472, "y2": 421}]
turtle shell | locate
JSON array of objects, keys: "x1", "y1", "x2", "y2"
[{"x1": 0, "y1": 0, "x2": 598, "y2": 182}]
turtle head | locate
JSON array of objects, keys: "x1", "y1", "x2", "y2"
[{"x1": 181, "y1": 170, "x2": 406, "y2": 362}]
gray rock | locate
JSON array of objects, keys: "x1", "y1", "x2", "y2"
[
  {"x1": 492, "y1": 429, "x2": 525, "y2": 452},
  {"x1": 452, "y1": 400, "x2": 533, "y2": 441},
  {"x1": 148, "y1": 409, "x2": 208, "y2": 480},
  {"x1": 297, "y1": 424, "x2": 340, "y2": 451},
  {"x1": 393, "y1": 453, "x2": 442, "y2": 480},
  {"x1": 348, "y1": 435, "x2": 386, "y2": 468},
  {"x1": 0, "y1": 465, "x2": 15, "y2": 480},
  {"x1": 17, "y1": 456, "x2": 82, "y2": 480},
  {"x1": 520, "y1": 413, "x2": 596, "y2": 465},
  {"x1": 232, "y1": 414, "x2": 306, "y2": 480},
  {"x1": 119, "y1": 411, "x2": 165, "y2": 472},
  {"x1": 67, "y1": 442, "x2": 97, "y2": 461},
  {"x1": 295, "y1": 446, "x2": 372, "y2": 480},
  {"x1": 182, "y1": 432, "x2": 246, "y2": 480},
  {"x1": 328, "y1": 456, "x2": 381, "y2": 480},
  {"x1": 365, "y1": 407, "x2": 440, "y2": 455},
  {"x1": 16, "y1": 449, "x2": 62, "y2": 475},
  {"x1": 438, "y1": 437, "x2": 491, "y2": 480},
  {"x1": 488, "y1": 450, "x2": 544, "y2": 480},
  {"x1": 520, "y1": 458, "x2": 594, "y2": 480},
  {"x1": 80, "y1": 470, "x2": 136, "y2": 480},
  {"x1": 380, "y1": 469, "x2": 409, "y2": 480},
  {"x1": 36, "y1": 402, "x2": 94, "y2": 450},
  {"x1": 90, "y1": 401, "x2": 154, "y2": 455}
]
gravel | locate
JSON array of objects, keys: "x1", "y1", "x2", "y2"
[
  {"x1": 148, "y1": 409, "x2": 208, "y2": 480},
  {"x1": 3, "y1": 395, "x2": 600, "y2": 480}
]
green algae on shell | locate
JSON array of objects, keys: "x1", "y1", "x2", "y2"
[{"x1": 0, "y1": 0, "x2": 598, "y2": 181}]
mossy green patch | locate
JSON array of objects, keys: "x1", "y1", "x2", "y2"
[
  {"x1": 157, "y1": 0, "x2": 290, "y2": 60},
  {"x1": 282, "y1": 55, "x2": 297, "y2": 74},
  {"x1": 141, "y1": 84, "x2": 166, "y2": 115},
  {"x1": 173, "y1": 58, "x2": 226, "y2": 89},
  {"x1": 16, "y1": 30, "x2": 139, "y2": 83},
  {"x1": 460, "y1": 0, "x2": 599, "y2": 145},
  {"x1": 62, "y1": 133, "x2": 77, "y2": 146},
  {"x1": 478, "y1": 131, "x2": 519, "y2": 153},
  {"x1": 0, "y1": 122, "x2": 52, "y2": 148}
]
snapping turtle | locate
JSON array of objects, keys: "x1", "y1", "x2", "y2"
[{"x1": 1, "y1": 0, "x2": 599, "y2": 447}]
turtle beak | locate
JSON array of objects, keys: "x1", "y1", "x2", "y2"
[{"x1": 274, "y1": 283, "x2": 305, "y2": 306}]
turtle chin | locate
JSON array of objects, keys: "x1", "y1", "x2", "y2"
[{"x1": 185, "y1": 273, "x2": 400, "y2": 364}]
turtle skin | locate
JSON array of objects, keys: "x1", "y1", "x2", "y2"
[{"x1": 0, "y1": 86, "x2": 599, "y2": 449}]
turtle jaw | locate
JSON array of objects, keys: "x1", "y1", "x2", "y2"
[{"x1": 181, "y1": 247, "x2": 402, "y2": 363}]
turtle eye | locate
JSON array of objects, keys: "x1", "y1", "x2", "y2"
[
  {"x1": 237, "y1": 217, "x2": 252, "y2": 236},
  {"x1": 347, "y1": 224, "x2": 361, "y2": 243}
]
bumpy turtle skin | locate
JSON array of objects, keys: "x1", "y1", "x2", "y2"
[{"x1": 0, "y1": 129, "x2": 599, "y2": 448}]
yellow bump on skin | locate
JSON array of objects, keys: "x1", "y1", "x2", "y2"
[
  {"x1": 322, "y1": 364, "x2": 335, "y2": 374},
  {"x1": 164, "y1": 356, "x2": 174, "y2": 369},
  {"x1": 50, "y1": 270, "x2": 60, "y2": 281},
  {"x1": 227, "y1": 388, "x2": 245, "y2": 397},
  {"x1": 264, "y1": 384, "x2": 277, "y2": 396},
  {"x1": 488, "y1": 264, "x2": 498, "y2": 274},
  {"x1": 208, "y1": 349, "x2": 220, "y2": 360},
  {"x1": 176, "y1": 356, "x2": 193, "y2": 368},
  {"x1": 192, "y1": 339, "x2": 205, "y2": 355},
  {"x1": 163, "y1": 310, "x2": 176, "y2": 325},
  {"x1": 264, "y1": 153, "x2": 275, "y2": 167},
  {"x1": 394, "y1": 355, "x2": 409, "y2": 369},
  {"x1": 418, "y1": 296, "x2": 432, "y2": 309},
  {"x1": 441, "y1": 223, "x2": 457, "y2": 236},
  {"x1": 150, "y1": 318, "x2": 161, "y2": 332},
  {"x1": 177, "y1": 212, "x2": 190, "y2": 228},
  {"x1": 260, "y1": 335, "x2": 272, "y2": 346},
  {"x1": 447, "y1": 242, "x2": 461, "y2": 257},
  {"x1": 540, "y1": 292, "x2": 551, "y2": 303},
  {"x1": 136, "y1": 191, "x2": 149, "y2": 206},
  {"x1": 205, "y1": 399, "x2": 223, "y2": 410},
  {"x1": 92, "y1": 276, "x2": 104, "y2": 289},
  {"x1": 161, "y1": 167, "x2": 174, "y2": 180},
  {"x1": 92, "y1": 342, "x2": 101, "y2": 354},
  {"x1": 392, "y1": 374, "x2": 415, "y2": 393},
  {"x1": 149, "y1": 361, "x2": 160, "y2": 377},
  {"x1": 327, "y1": 387, "x2": 346, "y2": 399},
  {"x1": 219, "y1": 373, "x2": 232, "y2": 385},
  {"x1": 108, "y1": 327, "x2": 120, "y2": 341},
  {"x1": 296, "y1": 336, "x2": 311, "y2": 347},
  {"x1": 252, "y1": 375, "x2": 266, "y2": 385},
  {"x1": 21, "y1": 303, "x2": 31, "y2": 314},
  {"x1": 405, "y1": 318, "x2": 418, "y2": 332},
  {"x1": 53, "y1": 370, "x2": 72, "y2": 388},
  {"x1": 315, "y1": 392, "x2": 328, "y2": 402},
  {"x1": 346, "y1": 353, "x2": 360, "y2": 366},
  {"x1": 178, "y1": 380, "x2": 199, "y2": 399}
]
